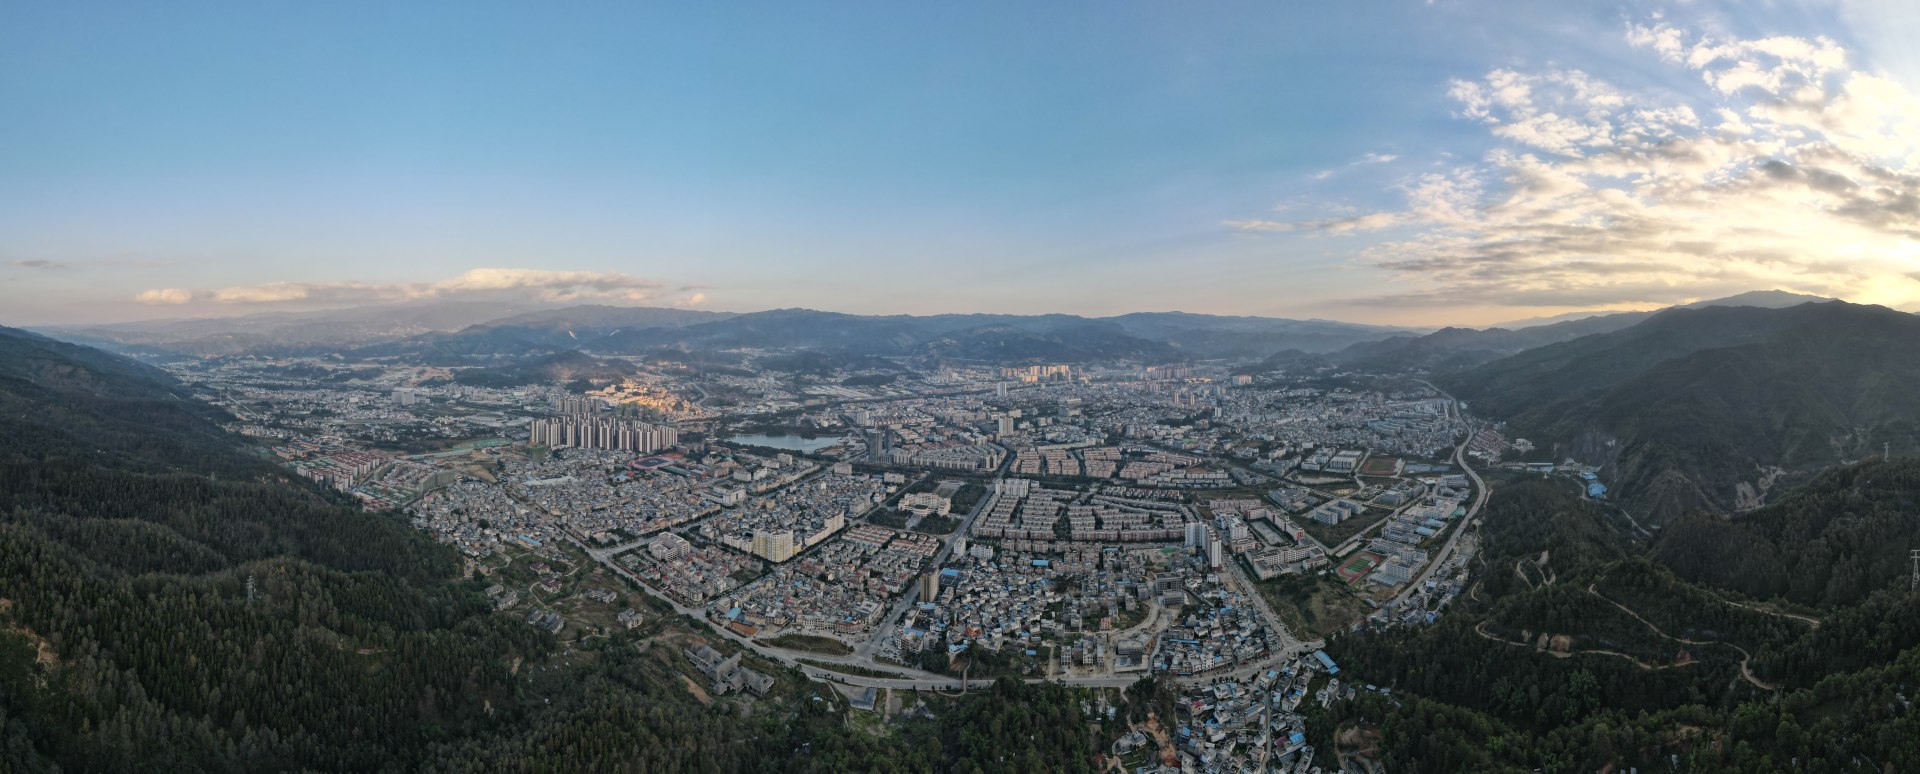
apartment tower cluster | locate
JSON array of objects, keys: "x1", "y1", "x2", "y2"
[
  {"x1": 528, "y1": 396, "x2": 680, "y2": 453},
  {"x1": 1000, "y1": 364, "x2": 1073, "y2": 383}
]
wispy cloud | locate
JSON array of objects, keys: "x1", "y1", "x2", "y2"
[
  {"x1": 1306, "y1": 151, "x2": 1402, "y2": 182},
  {"x1": 8, "y1": 259, "x2": 72, "y2": 271},
  {"x1": 137, "y1": 268, "x2": 709, "y2": 308},
  {"x1": 1235, "y1": 19, "x2": 1920, "y2": 312}
]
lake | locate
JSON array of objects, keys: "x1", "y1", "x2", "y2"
[{"x1": 725, "y1": 434, "x2": 843, "y2": 453}]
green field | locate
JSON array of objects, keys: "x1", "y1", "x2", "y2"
[{"x1": 760, "y1": 633, "x2": 855, "y2": 656}]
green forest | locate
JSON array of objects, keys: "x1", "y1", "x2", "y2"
[{"x1": 1320, "y1": 470, "x2": 1920, "y2": 772}]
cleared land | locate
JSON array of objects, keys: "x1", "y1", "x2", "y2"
[{"x1": 1253, "y1": 573, "x2": 1377, "y2": 640}]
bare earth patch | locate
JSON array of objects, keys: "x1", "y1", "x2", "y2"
[
  {"x1": 0, "y1": 599, "x2": 59, "y2": 669},
  {"x1": 682, "y1": 675, "x2": 713, "y2": 704}
]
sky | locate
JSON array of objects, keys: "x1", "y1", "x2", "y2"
[{"x1": 7, "y1": 0, "x2": 1920, "y2": 327}]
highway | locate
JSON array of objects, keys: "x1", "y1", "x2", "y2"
[{"x1": 1390, "y1": 382, "x2": 1489, "y2": 609}]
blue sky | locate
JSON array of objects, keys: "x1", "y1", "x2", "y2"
[{"x1": 5, "y1": 1, "x2": 1919, "y2": 326}]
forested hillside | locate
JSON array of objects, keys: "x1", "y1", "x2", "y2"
[
  {"x1": 1319, "y1": 469, "x2": 1920, "y2": 771},
  {"x1": 0, "y1": 325, "x2": 548, "y2": 770},
  {"x1": 448, "y1": 350, "x2": 639, "y2": 388},
  {"x1": 1654, "y1": 460, "x2": 1920, "y2": 608}
]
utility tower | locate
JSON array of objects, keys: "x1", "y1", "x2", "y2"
[{"x1": 1912, "y1": 550, "x2": 1920, "y2": 592}]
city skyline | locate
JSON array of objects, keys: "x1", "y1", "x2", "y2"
[{"x1": 9, "y1": 1, "x2": 1920, "y2": 327}]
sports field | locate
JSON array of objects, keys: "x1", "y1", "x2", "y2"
[
  {"x1": 1359, "y1": 457, "x2": 1402, "y2": 476},
  {"x1": 1337, "y1": 552, "x2": 1387, "y2": 583}
]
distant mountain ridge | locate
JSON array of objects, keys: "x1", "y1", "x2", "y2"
[
  {"x1": 29, "y1": 289, "x2": 1849, "y2": 371},
  {"x1": 50, "y1": 304, "x2": 1417, "y2": 364},
  {"x1": 1310, "y1": 290, "x2": 1839, "y2": 374},
  {"x1": 369, "y1": 307, "x2": 1423, "y2": 364}
]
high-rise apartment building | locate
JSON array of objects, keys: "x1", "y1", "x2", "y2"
[{"x1": 528, "y1": 416, "x2": 679, "y2": 453}]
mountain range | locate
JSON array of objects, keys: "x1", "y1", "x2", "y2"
[
  {"x1": 34, "y1": 291, "x2": 1827, "y2": 370},
  {"x1": 39, "y1": 300, "x2": 564, "y2": 358},
  {"x1": 1442, "y1": 300, "x2": 1920, "y2": 523},
  {"x1": 1304, "y1": 290, "x2": 1834, "y2": 375}
]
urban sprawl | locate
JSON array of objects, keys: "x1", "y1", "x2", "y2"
[{"x1": 174, "y1": 353, "x2": 1588, "y2": 773}]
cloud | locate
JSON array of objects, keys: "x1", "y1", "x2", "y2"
[
  {"x1": 1231, "y1": 20, "x2": 1920, "y2": 312},
  {"x1": 1226, "y1": 212, "x2": 1405, "y2": 235},
  {"x1": 135, "y1": 288, "x2": 194, "y2": 304},
  {"x1": 8, "y1": 259, "x2": 71, "y2": 271},
  {"x1": 136, "y1": 268, "x2": 704, "y2": 308}
]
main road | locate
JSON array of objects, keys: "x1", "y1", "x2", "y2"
[
  {"x1": 568, "y1": 527, "x2": 1288, "y2": 692},
  {"x1": 856, "y1": 475, "x2": 997, "y2": 660}
]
